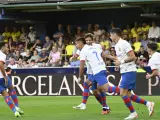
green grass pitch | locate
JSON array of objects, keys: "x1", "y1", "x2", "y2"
[{"x1": 0, "y1": 96, "x2": 159, "y2": 120}]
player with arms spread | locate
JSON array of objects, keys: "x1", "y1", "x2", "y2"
[
  {"x1": 146, "y1": 42, "x2": 160, "y2": 79},
  {"x1": 111, "y1": 28, "x2": 154, "y2": 120},
  {"x1": 0, "y1": 44, "x2": 24, "y2": 117}
]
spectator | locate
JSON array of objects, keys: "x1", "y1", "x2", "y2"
[
  {"x1": 23, "y1": 49, "x2": 31, "y2": 62},
  {"x1": 65, "y1": 24, "x2": 73, "y2": 45},
  {"x1": 53, "y1": 24, "x2": 64, "y2": 41},
  {"x1": 22, "y1": 60, "x2": 29, "y2": 68},
  {"x1": 93, "y1": 24, "x2": 102, "y2": 43},
  {"x1": 141, "y1": 22, "x2": 150, "y2": 35},
  {"x1": 87, "y1": 24, "x2": 93, "y2": 33},
  {"x1": 20, "y1": 27, "x2": 28, "y2": 43},
  {"x1": 11, "y1": 27, "x2": 21, "y2": 42},
  {"x1": 110, "y1": 47, "x2": 116, "y2": 57},
  {"x1": 75, "y1": 27, "x2": 84, "y2": 39},
  {"x1": 137, "y1": 46, "x2": 149, "y2": 61},
  {"x1": 133, "y1": 36, "x2": 141, "y2": 52},
  {"x1": 123, "y1": 24, "x2": 132, "y2": 39},
  {"x1": 18, "y1": 43, "x2": 25, "y2": 54},
  {"x1": 8, "y1": 37, "x2": 16, "y2": 51},
  {"x1": 100, "y1": 33, "x2": 111, "y2": 51},
  {"x1": 6, "y1": 47, "x2": 14, "y2": 60},
  {"x1": 43, "y1": 36, "x2": 53, "y2": 52},
  {"x1": 2, "y1": 26, "x2": 11, "y2": 43},
  {"x1": 63, "y1": 60, "x2": 71, "y2": 67},
  {"x1": 38, "y1": 48, "x2": 49, "y2": 66},
  {"x1": 131, "y1": 22, "x2": 142, "y2": 38},
  {"x1": 30, "y1": 37, "x2": 43, "y2": 52},
  {"x1": 28, "y1": 26, "x2": 36, "y2": 44},
  {"x1": 48, "y1": 46, "x2": 61, "y2": 67},
  {"x1": 56, "y1": 37, "x2": 64, "y2": 53},
  {"x1": 13, "y1": 50, "x2": 23, "y2": 61},
  {"x1": 7, "y1": 57, "x2": 18, "y2": 68},
  {"x1": 148, "y1": 22, "x2": 160, "y2": 41},
  {"x1": 141, "y1": 34, "x2": 150, "y2": 50},
  {"x1": 65, "y1": 41, "x2": 76, "y2": 59},
  {"x1": 29, "y1": 50, "x2": 40, "y2": 63},
  {"x1": 29, "y1": 60, "x2": 38, "y2": 68}
]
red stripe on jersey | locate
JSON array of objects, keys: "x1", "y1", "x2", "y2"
[
  {"x1": 80, "y1": 60, "x2": 85, "y2": 62},
  {"x1": 152, "y1": 69, "x2": 157, "y2": 72},
  {"x1": 127, "y1": 50, "x2": 133, "y2": 54}
]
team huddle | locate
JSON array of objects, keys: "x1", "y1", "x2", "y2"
[
  {"x1": 0, "y1": 28, "x2": 159, "y2": 119},
  {"x1": 72, "y1": 28, "x2": 159, "y2": 120}
]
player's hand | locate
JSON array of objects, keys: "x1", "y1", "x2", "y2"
[
  {"x1": 78, "y1": 77, "x2": 82, "y2": 84},
  {"x1": 113, "y1": 60, "x2": 121, "y2": 66},
  {"x1": 146, "y1": 73, "x2": 151, "y2": 79},
  {"x1": 4, "y1": 77, "x2": 8, "y2": 86}
]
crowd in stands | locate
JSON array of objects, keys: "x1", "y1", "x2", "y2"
[{"x1": 1, "y1": 22, "x2": 160, "y2": 70}]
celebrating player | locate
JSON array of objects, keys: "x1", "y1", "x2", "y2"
[
  {"x1": 110, "y1": 28, "x2": 154, "y2": 120},
  {"x1": 146, "y1": 42, "x2": 160, "y2": 79},
  {"x1": 0, "y1": 44, "x2": 23, "y2": 117},
  {"x1": 75, "y1": 37, "x2": 120, "y2": 114},
  {"x1": 73, "y1": 34, "x2": 112, "y2": 114}
]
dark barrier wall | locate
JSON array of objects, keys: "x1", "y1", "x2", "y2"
[{"x1": 10, "y1": 67, "x2": 159, "y2": 96}]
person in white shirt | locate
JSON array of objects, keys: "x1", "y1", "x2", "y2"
[
  {"x1": 0, "y1": 44, "x2": 23, "y2": 117},
  {"x1": 146, "y1": 43, "x2": 160, "y2": 79},
  {"x1": 7, "y1": 57, "x2": 18, "y2": 69},
  {"x1": 148, "y1": 22, "x2": 160, "y2": 40},
  {"x1": 111, "y1": 28, "x2": 154, "y2": 120},
  {"x1": 28, "y1": 26, "x2": 36, "y2": 43},
  {"x1": 73, "y1": 34, "x2": 113, "y2": 114},
  {"x1": 75, "y1": 37, "x2": 120, "y2": 114}
]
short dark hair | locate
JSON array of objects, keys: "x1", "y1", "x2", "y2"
[
  {"x1": 147, "y1": 43, "x2": 158, "y2": 51},
  {"x1": 76, "y1": 37, "x2": 86, "y2": 44},
  {"x1": 84, "y1": 33, "x2": 94, "y2": 40},
  {"x1": 110, "y1": 28, "x2": 122, "y2": 37},
  {"x1": 31, "y1": 60, "x2": 36, "y2": 63},
  {"x1": 5, "y1": 67, "x2": 12, "y2": 72}
]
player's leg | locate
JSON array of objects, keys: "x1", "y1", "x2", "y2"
[
  {"x1": 7, "y1": 76, "x2": 24, "y2": 115},
  {"x1": 119, "y1": 72, "x2": 138, "y2": 120},
  {"x1": 91, "y1": 84, "x2": 102, "y2": 105},
  {"x1": 73, "y1": 78, "x2": 92, "y2": 110},
  {"x1": 93, "y1": 70, "x2": 112, "y2": 114},
  {"x1": 0, "y1": 87, "x2": 20, "y2": 117},
  {"x1": 128, "y1": 92, "x2": 155, "y2": 116},
  {"x1": 91, "y1": 82, "x2": 110, "y2": 115}
]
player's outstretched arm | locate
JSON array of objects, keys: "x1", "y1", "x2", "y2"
[
  {"x1": 146, "y1": 69, "x2": 159, "y2": 79},
  {"x1": 102, "y1": 51, "x2": 117, "y2": 60}
]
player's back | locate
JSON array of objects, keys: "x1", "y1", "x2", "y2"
[
  {"x1": 148, "y1": 52, "x2": 160, "y2": 76},
  {"x1": 80, "y1": 45, "x2": 106, "y2": 75}
]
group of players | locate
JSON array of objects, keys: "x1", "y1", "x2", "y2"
[
  {"x1": 72, "y1": 28, "x2": 159, "y2": 120},
  {"x1": 0, "y1": 28, "x2": 159, "y2": 119}
]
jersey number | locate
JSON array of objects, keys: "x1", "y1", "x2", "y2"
[{"x1": 93, "y1": 51, "x2": 100, "y2": 61}]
